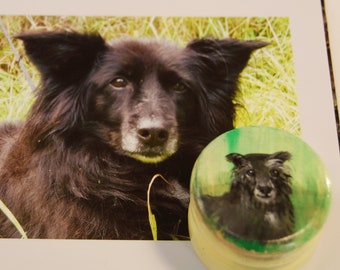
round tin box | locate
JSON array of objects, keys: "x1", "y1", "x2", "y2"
[{"x1": 189, "y1": 126, "x2": 331, "y2": 269}]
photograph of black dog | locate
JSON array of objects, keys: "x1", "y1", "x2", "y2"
[
  {"x1": 0, "y1": 31, "x2": 266, "y2": 239},
  {"x1": 202, "y1": 151, "x2": 294, "y2": 242}
]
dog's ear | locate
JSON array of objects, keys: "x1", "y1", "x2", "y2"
[
  {"x1": 269, "y1": 151, "x2": 292, "y2": 163},
  {"x1": 186, "y1": 38, "x2": 268, "y2": 78},
  {"x1": 15, "y1": 31, "x2": 107, "y2": 83},
  {"x1": 226, "y1": 153, "x2": 248, "y2": 167},
  {"x1": 185, "y1": 38, "x2": 267, "y2": 136}
]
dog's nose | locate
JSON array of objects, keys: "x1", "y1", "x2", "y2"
[
  {"x1": 137, "y1": 128, "x2": 169, "y2": 146},
  {"x1": 257, "y1": 185, "x2": 273, "y2": 196}
]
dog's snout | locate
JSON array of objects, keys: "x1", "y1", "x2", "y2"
[
  {"x1": 257, "y1": 185, "x2": 273, "y2": 196},
  {"x1": 121, "y1": 112, "x2": 178, "y2": 163},
  {"x1": 138, "y1": 127, "x2": 169, "y2": 146}
]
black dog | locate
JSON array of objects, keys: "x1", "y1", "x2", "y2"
[
  {"x1": 0, "y1": 31, "x2": 266, "y2": 239},
  {"x1": 202, "y1": 151, "x2": 294, "y2": 241}
]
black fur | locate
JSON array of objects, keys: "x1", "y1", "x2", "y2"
[
  {"x1": 202, "y1": 151, "x2": 294, "y2": 241},
  {"x1": 0, "y1": 31, "x2": 266, "y2": 239}
]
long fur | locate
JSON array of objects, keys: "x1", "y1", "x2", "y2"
[
  {"x1": 0, "y1": 31, "x2": 266, "y2": 239},
  {"x1": 202, "y1": 151, "x2": 294, "y2": 242}
]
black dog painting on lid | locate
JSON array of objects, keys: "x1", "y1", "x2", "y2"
[
  {"x1": 202, "y1": 151, "x2": 295, "y2": 242},
  {"x1": 0, "y1": 30, "x2": 266, "y2": 239}
]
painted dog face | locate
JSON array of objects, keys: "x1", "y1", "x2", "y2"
[{"x1": 227, "y1": 151, "x2": 292, "y2": 204}]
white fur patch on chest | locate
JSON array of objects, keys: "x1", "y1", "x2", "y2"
[{"x1": 264, "y1": 211, "x2": 280, "y2": 227}]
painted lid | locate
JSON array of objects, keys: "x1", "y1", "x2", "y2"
[{"x1": 189, "y1": 126, "x2": 331, "y2": 269}]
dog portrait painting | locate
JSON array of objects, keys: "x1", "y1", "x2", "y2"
[{"x1": 202, "y1": 151, "x2": 294, "y2": 242}]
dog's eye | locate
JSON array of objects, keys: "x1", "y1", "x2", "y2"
[
  {"x1": 246, "y1": 169, "x2": 255, "y2": 177},
  {"x1": 111, "y1": 77, "x2": 129, "y2": 89},
  {"x1": 270, "y1": 169, "x2": 280, "y2": 177},
  {"x1": 172, "y1": 82, "x2": 188, "y2": 93}
]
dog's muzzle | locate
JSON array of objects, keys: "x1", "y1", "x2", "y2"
[{"x1": 121, "y1": 116, "x2": 178, "y2": 163}]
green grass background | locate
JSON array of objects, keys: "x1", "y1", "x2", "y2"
[{"x1": 0, "y1": 16, "x2": 300, "y2": 135}]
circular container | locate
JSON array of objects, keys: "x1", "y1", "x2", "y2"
[{"x1": 189, "y1": 126, "x2": 331, "y2": 269}]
